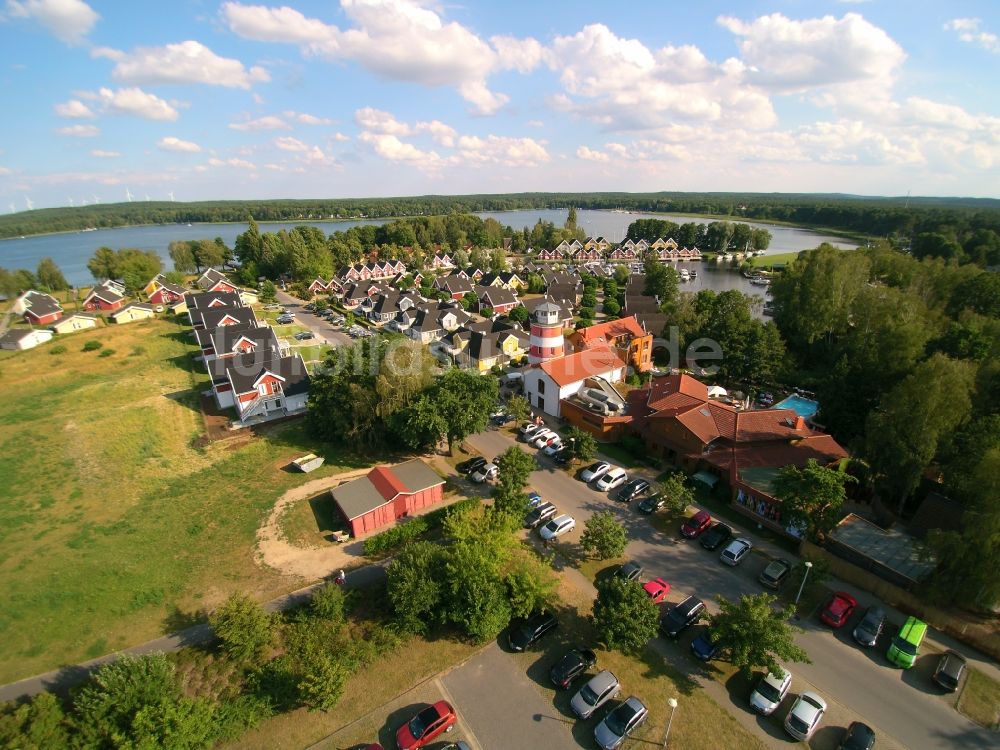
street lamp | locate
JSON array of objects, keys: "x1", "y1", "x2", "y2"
[
  {"x1": 794, "y1": 561, "x2": 813, "y2": 608},
  {"x1": 663, "y1": 697, "x2": 678, "y2": 748}
]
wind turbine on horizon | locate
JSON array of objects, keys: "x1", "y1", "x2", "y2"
[
  {"x1": 92, "y1": 193, "x2": 100, "y2": 204},
  {"x1": 8, "y1": 203, "x2": 15, "y2": 214},
  {"x1": 68, "y1": 197, "x2": 75, "y2": 207},
  {"x1": 24, "y1": 196, "x2": 34, "y2": 211},
  {"x1": 125, "y1": 187, "x2": 134, "y2": 203},
  {"x1": 168, "y1": 190, "x2": 175, "y2": 202}
]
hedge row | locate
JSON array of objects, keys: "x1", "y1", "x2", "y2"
[{"x1": 363, "y1": 497, "x2": 480, "y2": 556}]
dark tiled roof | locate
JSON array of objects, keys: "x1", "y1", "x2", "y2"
[
  {"x1": 197, "y1": 268, "x2": 229, "y2": 289},
  {"x1": 197, "y1": 306, "x2": 257, "y2": 329},
  {"x1": 187, "y1": 291, "x2": 242, "y2": 310},
  {"x1": 198, "y1": 324, "x2": 279, "y2": 355},
  {"x1": 85, "y1": 282, "x2": 124, "y2": 304},
  {"x1": 223, "y1": 352, "x2": 310, "y2": 396},
  {"x1": 22, "y1": 291, "x2": 63, "y2": 318}
]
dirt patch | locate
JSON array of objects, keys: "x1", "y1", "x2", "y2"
[{"x1": 254, "y1": 468, "x2": 371, "y2": 582}]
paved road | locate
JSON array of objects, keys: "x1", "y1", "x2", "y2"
[
  {"x1": 467, "y1": 428, "x2": 999, "y2": 750},
  {"x1": 275, "y1": 290, "x2": 353, "y2": 347},
  {"x1": 443, "y1": 644, "x2": 579, "y2": 750},
  {"x1": 0, "y1": 565, "x2": 387, "y2": 703}
]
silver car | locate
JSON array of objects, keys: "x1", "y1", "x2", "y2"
[
  {"x1": 594, "y1": 696, "x2": 648, "y2": 750},
  {"x1": 784, "y1": 691, "x2": 827, "y2": 741},
  {"x1": 749, "y1": 668, "x2": 792, "y2": 715},
  {"x1": 570, "y1": 670, "x2": 620, "y2": 719},
  {"x1": 720, "y1": 538, "x2": 753, "y2": 566}
]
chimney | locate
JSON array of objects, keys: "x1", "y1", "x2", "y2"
[{"x1": 795, "y1": 416, "x2": 807, "y2": 430}]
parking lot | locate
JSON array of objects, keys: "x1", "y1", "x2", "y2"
[{"x1": 466, "y1": 427, "x2": 996, "y2": 750}]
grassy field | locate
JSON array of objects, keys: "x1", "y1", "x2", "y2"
[
  {"x1": 750, "y1": 251, "x2": 800, "y2": 268},
  {"x1": 958, "y1": 667, "x2": 1000, "y2": 729},
  {"x1": 0, "y1": 317, "x2": 370, "y2": 682}
]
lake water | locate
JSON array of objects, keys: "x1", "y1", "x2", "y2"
[{"x1": 0, "y1": 208, "x2": 854, "y2": 290}]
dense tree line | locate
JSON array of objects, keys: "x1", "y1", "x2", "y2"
[
  {"x1": 5, "y1": 194, "x2": 997, "y2": 265},
  {"x1": 626, "y1": 218, "x2": 772, "y2": 252},
  {"x1": 0, "y1": 257, "x2": 69, "y2": 296}
]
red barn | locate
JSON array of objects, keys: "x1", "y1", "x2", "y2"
[
  {"x1": 82, "y1": 281, "x2": 126, "y2": 311},
  {"x1": 331, "y1": 459, "x2": 446, "y2": 538}
]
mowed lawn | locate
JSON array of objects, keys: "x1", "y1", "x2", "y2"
[{"x1": 0, "y1": 317, "x2": 367, "y2": 683}]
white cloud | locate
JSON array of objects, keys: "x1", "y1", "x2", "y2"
[
  {"x1": 355, "y1": 107, "x2": 411, "y2": 135},
  {"x1": 455, "y1": 135, "x2": 548, "y2": 166},
  {"x1": 331, "y1": 132, "x2": 350, "y2": 142},
  {"x1": 157, "y1": 136, "x2": 201, "y2": 153},
  {"x1": 359, "y1": 131, "x2": 440, "y2": 165},
  {"x1": 56, "y1": 124, "x2": 98, "y2": 137},
  {"x1": 283, "y1": 110, "x2": 332, "y2": 125},
  {"x1": 104, "y1": 40, "x2": 270, "y2": 89},
  {"x1": 717, "y1": 12, "x2": 905, "y2": 114},
  {"x1": 229, "y1": 115, "x2": 289, "y2": 131},
  {"x1": 415, "y1": 120, "x2": 457, "y2": 147},
  {"x1": 223, "y1": 0, "x2": 539, "y2": 114},
  {"x1": 544, "y1": 23, "x2": 776, "y2": 130},
  {"x1": 5, "y1": 0, "x2": 98, "y2": 44},
  {"x1": 944, "y1": 18, "x2": 1000, "y2": 54},
  {"x1": 0, "y1": 166, "x2": 12, "y2": 175},
  {"x1": 90, "y1": 46, "x2": 123, "y2": 60},
  {"x1": 54, "y1": 98, "x2": 95, "y2": 118},
  {"x1": 208, "y1": 157, "x2": 256, "y2": 169},
  {"x1": 527, "y1": 120, "x2": 544, "y2": 128},
  {"x1": 576, "y1": 145, "x2": 609, "y2": 162},
  {"x1": 90, "y1": 149, "x2": 120, "y2": 158},
  {"x1": 274, "y1": 136, "x2": 308, "y2": 151},
  {"x1": 95, "y1": 87, "x2": 179, "y2": 121}
]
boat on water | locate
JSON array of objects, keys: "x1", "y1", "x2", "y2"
[
  {"x1": 750, "y1": 276, "x2": 771, "y2": 286},
  {"x1": 689, "y1": 268, "x2": 698, "y2": 279},
  {"x1": 679, "y1": 268, "x2": 691, "y2": 281}
]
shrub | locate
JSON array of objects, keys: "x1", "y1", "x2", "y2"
[
  {"x1": 362, "y1": 497, "x2": 479, "y2": 556},
  {"x1": 49, "y1": 344, "x2": 67, "y2": 355},
  {"x1": 98, "y1": 349, "x2": 115, "y2": 358},
  {"x1": 209, "y1": 593, "x2": 274, "y2": 664},
  {"x1": 82, "y1": 340, "x2": 103, "y2": 352},
  {"x1": 130, "y1": 345, "x2": 146, "y2": 357}
]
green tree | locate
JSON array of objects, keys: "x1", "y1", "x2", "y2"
[
  {"x1": 565, "y1": 206, "x2": 578, "y2": 231},
  {"x1": 506, "y1": 394, "x2": 531, "y2": 423},
  {"x1": 865, "y1": 354, "x2": 976, "y2": 512},
  {"x1": 387, "y1": 541, "x2": 447, "y2": 634},
  {"x1": 0, "y1": 692, "x2": 70, "y2": 750},
  {"x1": 36, "y1": 258, "x2": 69, "y2": 291},
  {"x1": 164, "y1": 270, "x2": 186, "y2": 285},
  {"x1": 527, "y1": 274, "x2": 545, "y2": 293},
  {"x1": 309, "y1": 584, "x2": 346, "y2": 624},
  {"x1": 507, "y1": 304, "x2": 529, "y2": 324},
  {"x1": 88, "y1": 246, "x2": 119, "y2": 280},
  {"x1": 259, "y1": 280, "x2": 277, "y2": 303},
  {"x1": 210, "y1": 593, "x2": 274, "y2": 664},
  {"x1": 0, "y1": 267, "x2": 20, "y2": 296},
  {"x1": 709, "y1": 593, "x2": 810, "y2": 678},
  {"x1": 460, "y1": 291, "x2": 479, "y2": 311},
  {"x1": 298, "y1": 655, "x2": 349, "y2": 712},
  {"x1": 773, "y1": 460, "x2": 854, "y2": 542},
  {"x1": 169, "y1": 240, "x2": 198, "y2": 273},
  {"x1": 492, "y1": 446, "x2": 538, "y2": 519},
  {"x1": 602, "y1": 297, "x2": 621, "y2": 317},
  {"x1": 504, "y1": 554, "x2": 557, "y2": 619},
  {"x1": 563, "y1": 426, "x2": 597, "y2": 462},
  {"x1": 643, "y1": 261, "x2": 679, "y2": 306},
  {"x1": 592, "y1": 577, "x2": 659, "y2": 654},
  {"x1": 428, "y1": 369, "x2": 499, "y2": 454},
  {"x1": 116, "y1": 248, "x2": 163, "y2": 295},
  {"x1": 656, "y1": 472, "x2": 694, "y2": 516},
  {"x1": 443, "y1": 543, "x2": 512, "y2": 642},
  {"x1": 581, "y1": 511, "x2": 627, "y2": 559}
]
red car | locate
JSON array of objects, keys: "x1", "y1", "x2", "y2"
[
  {"x1": 643, "y1": 577, "x2": 671, "y2": 603},
  {"x1": 820, "y1": 591, "x2": 858, "y2": 628},
  {"x1": 396, "y1": 701, "x2": 457, "y2": 750},
  {"x1": 680, "y1": 510, "x2": 712, "y2": 539}
]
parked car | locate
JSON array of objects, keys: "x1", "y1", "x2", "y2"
[
  {"x1": 570, "y1": 670, "x2": 620, "y2": 719},
  {"x1": 490, "y1": 413, "x2": 513, "y2": 426},
  {"x1": 524, "y1": 502, "x2": 558, "y2": 529},
  {"x1": 758, "y1": 558, "x2": 793, "y2": 589},
  {"x1": 680, "y1": 510, "x2": 712, "y2": 539},
  {"x1": 852, "y1": 606, "x2": 886, "y2": 648},
  {"x1": 293, "y1": 331, "x2": 315, "y2": 341},
  {"x1": 531, "y1": 430, "x2": 558, "y2": 449},
  {"x1": 932, "y1": 650, "x2": 967, "y2": 692},
  {"x1": 276, "y1": 315, "x2": 294, "y2": 324},
  {"x1": 614, "y1": 561, "x2": 643, "y2": 583},
  {"x1": 526, "y1": 491, "x2": 544, "y2": 508},
  {"x1": 595, "y1": 467, "x2": 628, "y2": 492},
  {"x1": 395, "y1": 700, "x2": 457, "y2": 750},
  {"x1": 699, "y1": 522, "x2": 732, "y2": 551},
  {"x1": 642, "y1": 577, "x2": 671, "y2": 603},
  {"x1": 886, "y1": 616, "x2": 927, "y2": 669},
  {"x1": 542, "y1": 440, "x2": 564, "y2": 457},
  {"x1": 784, "y1": 692, "x2": 827, "y2": 741},
  {"x1": 690, "y1": 631, "x2": 725, "y2": 661},
  {"x1": 580, "y1": 461, "x2": 611, "y2": 482},
  {"x1": 549, "y1": 647, "x2": 598, "y2": 689},
  {"x1": 539, "y1": 514, "x2": 576, "y2": 540},
  {"x1": 470, "y1": 463, "x2": 498, "y2": 483},
  {"x1": 636, "y1": 494, "x2": 666, "y2": 514},
  {"x1": 820, "y1": 592, "x2": 858, "y2": 628},
  {"x1": 304, "y1": 303, "x2": 315, "y2": 311},
  {"x1": 456, "y1": 456, "x2": 487, "y2": 474},
  {"x1": 553, "y1": 447, "x2": 574, "y2": 465},
  {"x1": 615, "y1": 478, "x2": 651, "y2": 503},
  {"x1": 594, "y1": 696, "x2": 648, "y2": 750},
  {"x1": 659, "y1": 596, "x2": 705, "y2": 638},
  {"x1": 750, "y1": 668, "x2": 792, "y2": 716},
  {"x1": 720, "y1": 538, "x2": 753, "y2": 566},
  {"x1": 837, "y1": 722, "x2": 876, "y2": 750},
  {"x1": 520, "y1": 423, "x2": 541, "y2": 440},
  {"x1": 508, "y1": 611, "x2": 557, "y2": 652}
]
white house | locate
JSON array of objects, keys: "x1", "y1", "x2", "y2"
[
  {"x1": 522, "y1": 346, "x2": 626, "y2": 417},
  {"x1": 0, "y1": 328, "x2": 54, "y2": 350}
]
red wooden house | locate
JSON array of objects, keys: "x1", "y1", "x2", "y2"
[
  {"x1": 331, "y1": 459, "x2": 446, "y2": 538},
  {"x1": 18, "y1": 291, "x2": 63, "y2": 325},
  {"x1": 82, "y1": 281, "x2": 126, "y2": 312},
  {"x1": 148, "y1": 282, "x2": 188, "y2": 306}
]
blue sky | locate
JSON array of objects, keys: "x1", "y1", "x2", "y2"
[{"x1": 0, "y1": 0, "x2": 998, "y2": 210}]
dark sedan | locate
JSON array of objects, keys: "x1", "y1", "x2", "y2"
[
  {"x1": 508, "y1": 611, "x2": 558, "y2": 652},
  {"x1": 636, "y1": 495, "x2": 666, "y2": 514},
  {"x1": 456, "y1": 456, "x2": 487, "y2": 474},
  {"x1": 613, "y1": 560, "x2": 643, "y2": 582},
  {"x1": 660, "y1": 596, "x2": 705, "y2": 638},
  {"x1": 699, "y1": 522, "x2": 732, "y2": 551},
  {"x1": 549, "y1": 647, "x2": 597, "y2": 689},
  {"x1": 852, "y1": 606, "x2": 886, "y2": 648},
  {"x1": 837, "y1": 721, "x2": 876, "y2": 750},
  {"x1": 691, "y1": 631, "x2": 725, "y2": 661},
  {"x1": 615, "y1": 478, "x2": 651, "y2": 503}
]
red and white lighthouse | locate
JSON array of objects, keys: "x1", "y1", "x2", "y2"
[{"x1": 528, "y1": 301, "x2": 564, "y2": 364}]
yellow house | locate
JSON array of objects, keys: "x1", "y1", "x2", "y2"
[
  {"x1": 51, "y1": 313, "x2": 99, "y2": 334},
  {"x1": 143, "y1": 274, "x2": 168, "y2": 297},
  {"x1": 111, "y1": 303, "x2": 156, "y2": 324},
  {"x1": 456, "y1": 328, "x2": 529, "y2": 372}
]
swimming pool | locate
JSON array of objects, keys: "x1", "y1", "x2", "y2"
[{"x1": 773, "y1": 394, "x2": 819, "y2": 419}]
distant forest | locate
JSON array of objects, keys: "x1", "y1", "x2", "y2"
[{"x1": 1, "y1": 191, "x2": 998, "y2": 241}]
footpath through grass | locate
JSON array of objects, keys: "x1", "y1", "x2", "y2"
[{"x1": 0, "y1": 318, "x2": 368, "y2": 682}]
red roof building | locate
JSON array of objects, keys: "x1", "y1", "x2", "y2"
[
  {"x1": 330, "y1": 459, "x2": 446, "y2": 538},
  {"x1": 568, "y1": 315, "x2": 653, "y2": 373}
]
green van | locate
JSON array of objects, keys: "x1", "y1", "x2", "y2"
[{"x1": 886, "y1": 616, "x2": 927, "y2": 668}]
